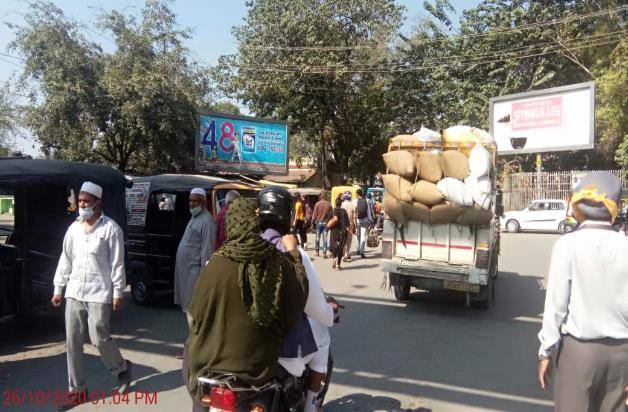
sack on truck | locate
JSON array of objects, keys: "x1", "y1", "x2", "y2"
[
  {"x1": 465, "y1": 176, "x2": 492, "y2": 210},
  {"x1": 401, "y1": 201, "x2": 430, "y2": 224},
  {"x1": 437, "y1": 178, "x2": 474, "y2": 207},
  {"x1": 415, "y1": 152, "x2": 443, "y2": 183},
  {"x1": 442, "y1": 150, "x2": 470, "y2": 180},
  {"x1": 383, "y1": 193, "x2": 406, "y2": 225},
  {"x1": 382, "y1": 174, "x2": 413, "y2": 203},
  {"x1": 468, "y1": 143, "x2": 492, "y2": 178},
  {"x1": 457, "y1": 206, "x2": 493, "y2": 226},
  {"x1": 430, "y1": 203, "x2": 463, "y2": 224},
  {"x1": 408, "y1": 181, "x2": 443, "y2": 206},
  {"x1": 382, "y1": 150, "x2": 416, "y2": 179},
  {"x1": 411, "y1": 126, "x2": 441, "y2": 143},
  {"x1": 442, "y1": 126, "x2": 495, "y2": 145}
]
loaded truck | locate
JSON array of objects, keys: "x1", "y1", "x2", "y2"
[{"x1": 380, "y1": 130, "x2": 501, "y2": 308}]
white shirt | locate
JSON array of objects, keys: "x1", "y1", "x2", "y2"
[
  {"x1": 538, "y1": 221, "x2": 628, "y2": 357},
  {"x1": 279, "y1": 248, "x2": 333, "y2": 376},
  {"x1": 53, "y1": 214, "x2": 126, "y2": 304}
]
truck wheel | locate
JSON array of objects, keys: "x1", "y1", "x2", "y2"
[
  {"x1": 475, "y1": 276, "x2": 494, "y2": 310},
  {"x1": 393, "y1": 283, "x2": 410, "y2": 302},
  {"x1": 506, "y1": 220, "x2": 520, "y2": 233},
  {"x1": 131, "y1": 273, "x2": 154, "y2": 306}
]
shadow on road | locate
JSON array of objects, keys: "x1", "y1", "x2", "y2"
[
  {"x1": 328, "y1": 269, "x2": 551, "y2": 411},
  {"x1": 325, "y1": 393, "x2": 432, "y2": 411}
]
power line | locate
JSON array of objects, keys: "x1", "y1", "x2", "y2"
[
  {"x1": 228, "y1": 30, "x2": 626, "y2": 73},
  {"x1": 235, "y1": 36, "x2": 623, "y2": 75},
  {"x1": 0, "y1": 52, "x2": 27, "y2": 62},
  {"x1": 241, "y1": 5, "x2": 627, "y2": 52},
  {"x1": 0, "y1": 56, "x2": 25, "y2": 69}
]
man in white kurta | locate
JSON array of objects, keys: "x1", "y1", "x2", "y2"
[
  {"x1": 51, "y1": 182, "x2": 131, "y2": 409},
  {"x1": 174, "y1": 188, "x2": 216, "y2": 317}
]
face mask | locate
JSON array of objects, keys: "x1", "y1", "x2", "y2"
[
  {"x1": 190, "y1": 206, "x2": 202, "y2": 217},
  {"x1": 79, "y1": 206, "x2": 95, "y2": 219}
]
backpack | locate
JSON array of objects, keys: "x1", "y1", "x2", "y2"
[{"x1": 356, "y1": 198, "x2": 368, "y2": 219}]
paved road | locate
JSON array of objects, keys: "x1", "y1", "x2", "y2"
[{"x1": 0, "y1": 232, "x2": 558, "y2": 411}]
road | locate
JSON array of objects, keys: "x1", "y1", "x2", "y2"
[{"x1": 0, "y1": 232, "x2": 558, "y2": 411}]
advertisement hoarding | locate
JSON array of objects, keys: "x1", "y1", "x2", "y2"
[
  {"x1": 196, "y1": 112, "x2": 289, "y2": 175},
  {"x1": 489, "y1": 82, "x2": 594, "y2": 155}
]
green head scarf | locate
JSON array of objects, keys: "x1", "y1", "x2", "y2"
[{"x1": 214, "y1": 197, "x2": 285, "y2": 327}]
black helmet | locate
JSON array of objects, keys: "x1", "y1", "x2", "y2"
[{"x1": 257, "y1": 186, "x2": 293, "y2": 234}]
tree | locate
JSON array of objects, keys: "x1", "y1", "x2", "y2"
[
  {"x1": 9, "y1": 0, "x2": 213, "y2": 173},
  {"x1": 391, "y1": 0, "x2": 627, "y2": 172},
  {"x1": 214, "y1": 0, "x2": 404, "y2": 186},
  {"x1": 0, "y1": 85, "x2": 17, "y2": 155}
]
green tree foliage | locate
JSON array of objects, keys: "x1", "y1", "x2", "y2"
[
  {"x1": 394, "y1": 0, "x2": 627, "y2": 172},
  {"x1": 0, "y1": 85, "x2": 17, "y2": 155},
  {"x1": 214, "y1": 0, "x2": 404, "y2": 184},
  {"x1": 9, "y1": 0, "x2": 212, "y2": 173}
]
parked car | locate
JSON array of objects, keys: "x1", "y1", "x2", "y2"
[
  {"x1": 126, "y1": 174, "x2": 260, "y2": 306},
  {"x1": 500, "y1": 199, "x2": 568, "y2": 233},
  {"x1": 0, "y1": 158, "x2": 129, "y2": 318}
]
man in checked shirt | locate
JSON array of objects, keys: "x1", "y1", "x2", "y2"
[{"x1": 51, "y1": 182, "x2": 132, "y2": 411}]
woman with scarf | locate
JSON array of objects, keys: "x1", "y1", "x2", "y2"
[
  {"x1": 183, "y1": 197, "x2": 308, "y2": 410},
  {"x1": 329, "y1": 197, "x2": 350, "y2": 270}
]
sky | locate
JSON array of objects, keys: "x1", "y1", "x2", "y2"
[{"x1": 0, "y1": 0, "x2": 481, "y2": 156}]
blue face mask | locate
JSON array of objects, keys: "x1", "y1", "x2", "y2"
[{"x1": 190, "y1": 206, "x2": 202, "y2": 217}]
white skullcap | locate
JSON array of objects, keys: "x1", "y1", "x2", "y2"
[
  {"x1": 190, "y1": 188, "x2": 206, "y2": 197},
  {"x1": 225, "y1": 190, "x2": 240, "y2": 204},
  {"x1": 80, "y1": 181, "x2": 102, "y2": 199}
]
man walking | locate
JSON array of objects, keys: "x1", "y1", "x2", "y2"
[
  {"x1": 174, "y1": 188, "x2": 216, "y2": 339},
  {"x1": 537, "y1": 173, "x2": 628, "y2": 411},
  {"x1": 311, "y1": 192, "x2": 332, "y2": 258},
  {"x1": 51, "y1": 182, "x2": 131, "y2": 410},
  {"x1": 292, "y1": 192, "x2": 308, "y2": 248},
  {"x1": 354, "y1": 189, "x2": 373, "y2": 259},
  {"x1": 341, "y1": 193, "x2": 356, "y2": 261}
]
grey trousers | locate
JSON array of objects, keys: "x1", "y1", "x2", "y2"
[
  {"x1": 554, "y1": 334, "x2": 628, "y2": 412},
  {"x1": 65, "y1": 298, "x2": 127, "y2": 392}
]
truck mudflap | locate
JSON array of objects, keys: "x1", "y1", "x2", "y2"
[{"x1": 381, "y1": 258, "x2": 489, "y2": 286}]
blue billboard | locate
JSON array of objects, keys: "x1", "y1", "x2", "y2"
[{"x1": 196, "y1": 113, "x2": 289, "y2": 175}]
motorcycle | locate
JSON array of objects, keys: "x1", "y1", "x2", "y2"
[{"x1": 196, "y1": 297, "x2": 343, "y2": 412}]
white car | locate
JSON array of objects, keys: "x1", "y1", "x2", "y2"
[{"x1": 500, "y1": 199, "x2": 569, "y2": 233}]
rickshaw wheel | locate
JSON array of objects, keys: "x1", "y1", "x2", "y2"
[{"x1": 131, "y1": 274, "x2": 154, "y2": 306}]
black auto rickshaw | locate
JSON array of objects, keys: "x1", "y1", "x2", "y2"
[
  {"x1": 0, "y1": 159, "x2": 128, "y2": 318},
  {"x1": 126, "y1": 174, "x2": 260, "y2": 305}
]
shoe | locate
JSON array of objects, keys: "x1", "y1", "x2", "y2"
[
  {"x1": 117, "y1": 360, "x2": 133, "y2": 394},
  {"x1": 57, "y1": 389, "x2": 88, "y2": 411},
  {"x1": 361, "y1": 253, "x2": 366, "y2": 259},
  {"x1": 316, "y1": 252, "x2": 320, "y2": 257}
]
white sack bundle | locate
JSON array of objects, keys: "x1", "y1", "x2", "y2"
[
  {"x1": 437, "y1": 177, "x2": 474, "y2": 207},
  {"x1": 468, "y1": 143, "x2": 492, "y2": 178}
]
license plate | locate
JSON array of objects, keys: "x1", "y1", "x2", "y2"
[{"x1": 443, "y1": 280, "x2": 480, "y2": 293}]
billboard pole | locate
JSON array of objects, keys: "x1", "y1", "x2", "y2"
[{"x1": 536, "y1": 153, "x2": 542, "y2": 199}]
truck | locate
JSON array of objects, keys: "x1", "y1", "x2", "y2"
[{"x1": 380, "y1": 139, "x2": 501, "y2": 308}]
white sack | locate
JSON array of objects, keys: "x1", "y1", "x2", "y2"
[
  {"x1": 468, "y1": 143, "x2": 492, "y2": 178},
  {"x1": 437, "y1": 177, "x2": 474, "y2": 207},
  {"x1": 465, "y1": 176, "x2": 492, "y2": 210},
  {"x1": 411, "y1": 126, "x2": 441, "y2": 143}
]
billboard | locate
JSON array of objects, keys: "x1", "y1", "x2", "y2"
[
  {"x1": 196, "y1": 112, "x2": 289, "y2": 175},
  {"x1": 489, "y1": 82, "x2": 594, "y2": 155}
]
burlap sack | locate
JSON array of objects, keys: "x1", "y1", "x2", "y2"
[
  {"x1": 457, "y1": 206, "x2": 493, "y2": 226},
  {"x1": 443, "y1": 150, "x2": 470, "y2": 180},
  {"x1": 408, "y1": 180, "x2": 443, "y2": 206},
  {"x1": 382, "y1": 174, "x2": 413, "y2": 202},
  {"x1": 383, "y1": 193, "x2": 406, "y2": 225},
  {"x1": 383, "y1": 150, "x2": 416, "y2": 179},
  {"x1": 390, "y1": 134, "x2": 417, "y2": 145},
  {"x1": 430, "y1": 203, "x2": 463, "y2": 224},
  {"x1": 401, "y1": 201, "x2": 430, "y2": 224},
  {"x1": 415, "y1": 151, "x2": 443, "y2": 183}
]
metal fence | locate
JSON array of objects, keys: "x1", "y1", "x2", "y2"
[{"x1": 503, "y1": 170, "x2": 627, "y2": 211}]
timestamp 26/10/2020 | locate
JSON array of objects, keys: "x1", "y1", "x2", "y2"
[{"x1": 2, "y1": 389, "x2": 158, "y2": 407}]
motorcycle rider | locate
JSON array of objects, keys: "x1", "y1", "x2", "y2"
[
  {"x1": 258, "y1": 186, "x2": 337, "y2": 412},
  {"x1": 183, "y1": 197, "x2": 308, "y2": 411}
]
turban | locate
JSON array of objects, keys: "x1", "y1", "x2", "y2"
[
  {"x1": 571, "y1": 172, "x2": 621, "y2": 223},
  {"x1": 80, "y1": 182, "x2": 102, "y2": 199}
]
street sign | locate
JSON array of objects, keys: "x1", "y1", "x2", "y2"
[
  {"x1": 196, "y1": 112, "x2": 289, "y2": 175},
  {"x1": 489, "y1": 82, "x2": 595, "y2": 155}
]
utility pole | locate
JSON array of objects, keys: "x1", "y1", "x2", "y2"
[{"x1": 536, "y1": 153, "x2": 542, "y2": 199}]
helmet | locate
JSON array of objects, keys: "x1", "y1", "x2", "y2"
[
  {"x1": 343, "y1": 191, "x2": 351, "y2": 201},
  {"x1": 257, "y1": 186, "x2": 293, "y2": 233}
]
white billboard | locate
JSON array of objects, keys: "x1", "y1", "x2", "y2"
[{"x1": 489, "y1": 82, "x2": 594, "y2": 155}]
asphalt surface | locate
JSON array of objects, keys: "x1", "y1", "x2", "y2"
[{"x1": 0, "y1": 232, "x2": 559, "y2": 411}]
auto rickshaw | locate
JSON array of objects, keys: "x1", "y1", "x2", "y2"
[
  {"x1": 126, "y1": 174, "x2": 260, "y2": 305},
  {"x1": 0, "y1": 158, "x2": 129, "y2": 318},
  {"x1": 330, "y1": 185, "x2": 360, "y2": 203}
]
